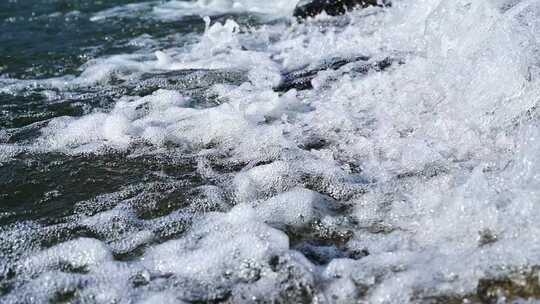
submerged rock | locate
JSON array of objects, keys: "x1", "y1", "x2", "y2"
[
  {"x1": 274, "y1": 56, "x2": 394, "y2": 92},
  {"x1": 293, "y1": 0, "x2": 390, "y2": 19}
]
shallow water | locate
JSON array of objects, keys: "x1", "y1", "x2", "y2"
[{"x1": 2, "y1": 0, "x2": 540, "y2": 303}]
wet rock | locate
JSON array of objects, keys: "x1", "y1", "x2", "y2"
[
  {"x1": 477, "y1": 269, "x2": 540, "y2": 304},
  {"x1": 414, "y1": 268, "x2": 540, "y2": 303},
  {"x1": 274, "y1": 56, "x2": 394, "y2": 92},
  {"x1": 347, "y1": 248, "x2": 370, "y2": 260},
  {"x1": 296, "y1": 243, "x2": 344, "y2": 265},
  {"x1": 293, "y1": 0, "x2": 390, "y2": 19},
  {"x1": 478, "y1": 229, "x2": 498, "y2": 247}
]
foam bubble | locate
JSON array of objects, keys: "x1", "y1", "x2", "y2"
[
  {"x1": 255, "y1": 188, "x2": 322, "y2": 228},
  {"x1": 19, "y1": 238, "x2": 112, "y2": 275}
]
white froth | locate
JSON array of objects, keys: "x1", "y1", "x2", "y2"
[
  {"x1": 36, "y1": 89, "x2": 192, "y2": 151},
  {"x1": 143, "y1": 205, "x2": 290, "y2": 277},
  {"x1": 255, "y1": 188, "x2": 322, "y2": 228},
  {"x1": 20, "y1": 238, "x2": 113, "y2": 275},
  {"x1": 91, "y1": 0, "x2": 298, "y2": 21}
]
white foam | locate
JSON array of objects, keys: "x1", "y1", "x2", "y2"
[
  {"x1": 91, "y1": 0, "x2": 298, "y2": 22},
  {"x1": 19, "y1": 238, "x2": 113, "y2": 275},
  {"x1": 255, "y1": 188, "x2": 322, "y2": 228},
  {"x1": 35, "y1": 89, "x2": 192, "y2": 152},
  {"x1": 141, "y1": 204, "x2": 291, "y2": 285}
]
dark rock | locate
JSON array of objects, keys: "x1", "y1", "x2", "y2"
[
  {"x1": 296, "y1": 243, "x2": 344, "y2": 265},
  {"x1": 347, "y1": 248, "x2": 370, "y2": 260},
  {"x1": 274, "y1": 56, "x2": 394, "y2": 92},
  {"x1": 478, "y1": 229, "x2": 498, "y2": 246},
  {"x1": 276, "y1": 55, "x2": 368, "y2": 92},
  {"x1": 293, "y1": 0, "x2": 390, "y2": 19},
  {"x1": 477, "y1": 269, "x2": 540, "y2": 303}
]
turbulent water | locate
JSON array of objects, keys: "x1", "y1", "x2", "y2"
[{"x1": 2, "y1": 0, "x2": 540, "y2": 303}]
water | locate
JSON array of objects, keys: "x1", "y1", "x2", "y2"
[{"x1": 1, "y1": 0, "x2": 540, "y2": 303}]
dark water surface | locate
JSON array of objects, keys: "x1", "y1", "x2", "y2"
[
  {"x1": 0, "y1": 0, "x2": 200, "y2": 79},
  {"x1": 1, "y1": 0, "x2": 208, "y2": 228}
]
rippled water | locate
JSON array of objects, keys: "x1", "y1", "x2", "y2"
[{"x1": 2, "y1": 0, "x2": 540, "y2": 303}]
